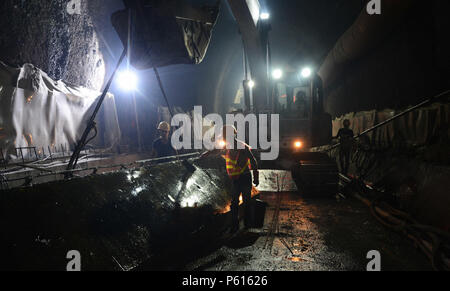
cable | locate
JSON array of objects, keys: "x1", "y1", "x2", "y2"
[{"x1": 342, "y1": 176, "x2": 450, "y2": 271}]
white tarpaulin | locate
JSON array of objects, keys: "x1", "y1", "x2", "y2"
[
  {"x1": 332, "y1": 103, "x2": 450, "y2": 147},
  {"x1": 256, "y1": 170, "x2": 298, "y2": 193},
  {"x1": 0, "y1": 61, "x2": 120, "y2": 159}
]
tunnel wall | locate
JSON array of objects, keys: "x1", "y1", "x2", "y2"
[
  {"x1": 333, "y1": 148, "x2": 450, "y2": 232},
  {"x1": 0, "y1": 0, "x2": 110, "y2": 91},
  {"x1": 317, "y1": 1, "x2": 450, "y2": 231},
  {"x1": 316, "y1": 100, "x2": 450, "y2": 231},
  {"x1": 320, "y1": 0, "x2": 450, "y2": 118}
]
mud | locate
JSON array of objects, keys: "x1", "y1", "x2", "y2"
[{"x1": 180, "y1": 193, "x2": 432, "y2": 271}]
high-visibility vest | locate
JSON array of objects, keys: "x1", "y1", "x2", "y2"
[{"x1": 225, "y1": 150, "x2": 251, "y2": 179}]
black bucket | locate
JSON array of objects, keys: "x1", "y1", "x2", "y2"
[{"x1": 251, "y1": 199, "x2": 268, "y2": 228}]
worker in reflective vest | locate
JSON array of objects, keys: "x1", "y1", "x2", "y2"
[{"x1": 201, "y1": 125, "x2": 259, "y2": 233}]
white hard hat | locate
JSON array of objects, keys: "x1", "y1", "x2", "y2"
[{"x1": 157, "y1": 121, "x2": 170, "y2": 132}]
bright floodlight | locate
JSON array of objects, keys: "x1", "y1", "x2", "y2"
[
  {"x1": 272, "y1": 69, "x2": 283, "y2": 80},
  {"x1": 301, "y1": 67, "x2": 312, "y2": 79},
  {"x1": 117, "y1": 70, "x2": 138, "y2": 91},
  {"x1": 260, "y1": 12, "x2": 270, "y2": 20},
  {"x1": 248, "y1": 80, "x2": 255, "y2": 89}
]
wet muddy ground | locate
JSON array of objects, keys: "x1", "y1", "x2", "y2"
[{"x1": 177, "y1": 192, "x2": 432, "y2": 271}]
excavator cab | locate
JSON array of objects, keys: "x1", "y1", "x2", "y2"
[
  {"x1": 272, "y1": 71, "x2": 332, "y2": 151},
  {"x1": 270, "y1": 71, "x2": 338, "y2": 197}
]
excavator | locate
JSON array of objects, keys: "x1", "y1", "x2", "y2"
[{"x1": 110, "y1": 0, "x2": 339, "y2": 196}]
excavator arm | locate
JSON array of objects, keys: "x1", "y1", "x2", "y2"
[{"x1": 226, "y1": 0, "x2": 269, "y2": 112}]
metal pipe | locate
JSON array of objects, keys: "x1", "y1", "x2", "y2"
[
  {"x1": 67, "y1": 48, "x2": 128, "y2": 172},
  {"x1": 18, "y1": 164, "x2": 53, "y2": 173}
]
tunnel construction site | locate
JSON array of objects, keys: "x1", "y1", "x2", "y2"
[{"x1": 0, "y1": 0, "x2": 449, "y2": 272}]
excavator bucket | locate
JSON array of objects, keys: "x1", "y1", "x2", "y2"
[{"x1": 112, "y1": 0, "x2": 220, "y2": 70}]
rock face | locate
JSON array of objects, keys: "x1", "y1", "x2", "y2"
[{"x1": 0, "y1": 0, "x2": 107, "y2": 90}]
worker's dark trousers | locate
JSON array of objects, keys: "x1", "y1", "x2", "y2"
[
  {"x1": 230, "y1": 173, "x2": 253, "y2": 230},
  {"x1": 339, "y1": 149, "x2": 351, "y2": 175}
]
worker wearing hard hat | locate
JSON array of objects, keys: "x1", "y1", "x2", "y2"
[
  {"x1": 201, "y1": 125, "x2": 259, "y2": 233},
  {"x1": 151, "y1": 121, "x2": 176, "y2": 158}
]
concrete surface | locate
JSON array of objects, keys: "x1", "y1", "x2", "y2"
[{"x1": 181, "y1": 192, "x2": 432, "y2": 271}]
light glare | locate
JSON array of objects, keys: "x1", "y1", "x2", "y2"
[
  {"x1": 272, "y1": 69, "x2": 283, "y2": 80},
  {"x1": 301, "y1": 67, "x2": 312, "y2": 79},
  {"x1": 260, "y1": 12, "x2": 270, "y2": 20},
  {"x1": 117, "y1": 70, "x2": 138, "y2": 91}
]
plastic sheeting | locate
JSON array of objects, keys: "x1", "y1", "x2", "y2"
[
  {"x1": 332, "y1": 103, "x2": 450, "y2": 147},
  {"x1": 0, "y1": 62, "x2": 121, "y2": 159},
  {"x1": 256, "y1": 170, "x2": 298, "y2": 193}
]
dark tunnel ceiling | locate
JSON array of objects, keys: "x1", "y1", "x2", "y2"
[
  {"x1": 103, "y1": 0, "x2": 365, "y2": 114},
  {"x1": 265, "y1": 0, "x2": 365, "y2": 69}
]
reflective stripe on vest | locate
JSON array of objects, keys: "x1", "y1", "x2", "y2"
[{"x1": 225, "y1": 150, "x2": 251, "y2": 179}]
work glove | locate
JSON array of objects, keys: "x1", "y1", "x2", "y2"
[{"x1": 253, "y1": 171, "x2": 259, "y2": 187}]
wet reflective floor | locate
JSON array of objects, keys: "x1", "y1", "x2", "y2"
[{"x1": 177, "y1": 192, "x2": 432, "y2": 271}]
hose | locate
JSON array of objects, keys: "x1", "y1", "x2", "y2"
[{"x1": 343, "y1": 177, "x2": 450, "y2": 271}]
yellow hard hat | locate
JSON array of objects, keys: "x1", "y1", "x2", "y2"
[{"x1": 157, "y1": 121, "x2": 171, "y2": 132}]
